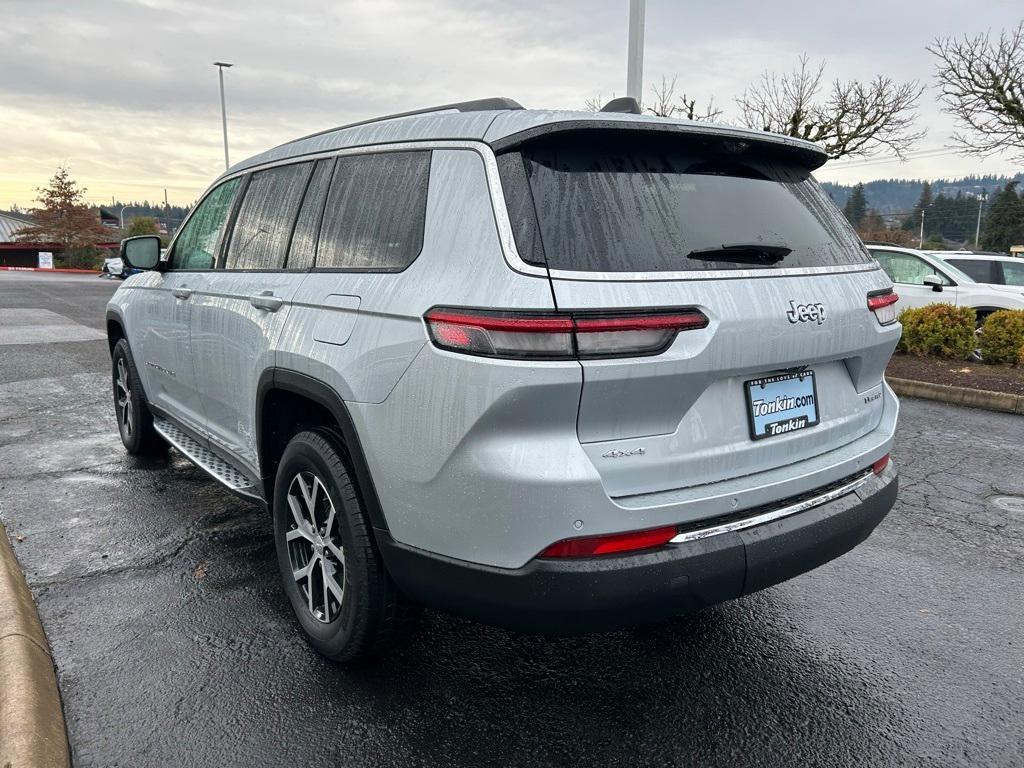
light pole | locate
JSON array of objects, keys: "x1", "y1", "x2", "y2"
[
  {"x1": 213, "y1": 62, "x2": 233, "y2": 170},
  {"x1": 626, "y1": 0, "x2": 646, "y2": 106},
  {"x1": 974, "y1": 190, "x2": 987, "y2": 249}
]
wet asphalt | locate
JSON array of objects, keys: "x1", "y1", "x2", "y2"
[{"x1": 0, "y1": 271, "x2": 1022, "y2": 767}]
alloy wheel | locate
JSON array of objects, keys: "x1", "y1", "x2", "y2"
[
  {"x1": 285, "y1": 471, "x2": 345, "y2": 623},
  {"x1": 115, "y1": 357, "x2": 133, "y2": 437}
]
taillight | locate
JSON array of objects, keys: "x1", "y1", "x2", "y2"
[
  {"x1": 539, "y1": 525, "x2": 679, "y2": 558},
  {"x1": 424, "y1": 308, "x2": 708, "y2": 360},
  {"x1": 867, "y1": 291, "x2": 899, "y2": 326},
  {"x1": 872, "y1": 453, "x2": 890, "y2": 475}
]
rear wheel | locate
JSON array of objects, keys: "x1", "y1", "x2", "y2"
[
  {"x1": 111, "y1": 339, "x2": 164, "y2": 455},
  {"x1": 272, "y1": 429, "x2": 412, "y2": 662}
]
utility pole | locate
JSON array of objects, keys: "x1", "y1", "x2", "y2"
[
  {"x1": 213, "y1": 62, "x2": 233, "y2": 170},
  {"x1": 626, "y1": 0, "x2": 646, "y2": 106},
  {"x1": 919, "y1": 208, "x2": 925, "y2": 249},
  {"x1": 975, "y1": 191, "x2": 986, "y2": 249}
]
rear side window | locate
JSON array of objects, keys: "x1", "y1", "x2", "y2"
[
  {"x1": 946, "y1": 258, "x2": 996, "y2": 284},
  {"x1": 316, "y1": 151, "x2": 431, "y2": 270},
  {"x1": 497, "y1": 132, "x2": 870, "y2": 273},
  {"x1": 287, "y1": 159, "x2": 335, "y2": 271},
  {"x1": 170, "y1": 178, "x2": 241, "y2": 270},
  {"x1": 225, "y1": 163, "x2": 312, "y2": 270},
  {"x1": 1001, "y1": 260, "x2": 1024, "y2": 286}
]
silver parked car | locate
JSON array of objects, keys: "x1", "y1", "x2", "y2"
[{"x1": 106, "y1": 98, "x2": 901, "y2": 661}]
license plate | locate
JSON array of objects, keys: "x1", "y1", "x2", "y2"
[{"x1": 744, "y1": 370, "x2": 819, "y2": 441}]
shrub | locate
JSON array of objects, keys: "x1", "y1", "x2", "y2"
[
  {"x1": 898, "y1": 303, "x2": 976, "y2": 359},
  {"x1": 979, "y1": 309, "x2": 1024, "y2": 364}
]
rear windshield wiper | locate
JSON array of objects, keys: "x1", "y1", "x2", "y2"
[{"x1": 686, "y1": 243, "x2": 792, "y2": 266}]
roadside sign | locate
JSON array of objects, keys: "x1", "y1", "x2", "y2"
[{"x1": 38, "y1": 252, "x2": 54, "y2": 269}]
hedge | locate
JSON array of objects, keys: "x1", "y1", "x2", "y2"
[
  {"x1": 898, "y1": 304, "x2": 976, "y2": 359},
  {"x1": 979, "y1": 309, "x2": 1024, "y2": 365}
]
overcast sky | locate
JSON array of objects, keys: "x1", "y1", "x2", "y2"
[{"x1": 2, "y1": 0, "x2": 1021, "y2": 208}]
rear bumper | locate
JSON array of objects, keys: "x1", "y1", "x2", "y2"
[{"x1": 380, "y1": 463, "x2": 897, "y2": 633}]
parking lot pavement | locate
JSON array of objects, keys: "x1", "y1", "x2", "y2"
[{"x1": 0, "y1": 272, "x2": 1022, "y2": 767}]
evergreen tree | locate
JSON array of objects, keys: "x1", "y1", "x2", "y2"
[
  {"x1": 902, "y1": 181, "x2": 933, "y2": 231},
  {"x1": 843, "y1": 183, "x2": 868, "y2": 227},
  {"x1": 980, "y1": 181, "x2": 1024, "y2": 252}
]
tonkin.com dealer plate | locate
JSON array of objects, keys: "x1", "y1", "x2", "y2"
[{"x1": 744, "y1": 370, "x2": 820, "y2": 441}]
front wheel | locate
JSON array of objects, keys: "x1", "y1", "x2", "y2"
[
  {"x1": 272, "y1": 429, "x2": 413, "y2": 662},
  {"x1": 111, "y1": 339, "x2": 164, "y2": 455}
]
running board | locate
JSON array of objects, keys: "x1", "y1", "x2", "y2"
[{"x1": 153, "y1": 416, "x2": 262, "y2": 501}]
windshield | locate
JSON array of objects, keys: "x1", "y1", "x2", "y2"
[{"x1": 497, "y1": 132, "x2": 871, "y2": 273}]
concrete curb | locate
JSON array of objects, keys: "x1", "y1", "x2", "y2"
[
  {"x1": 0, "y1": 266, "x2": 98, "y2": 274},
  {"x1": 0, "y1": 523, "x2": 70, "y2": 768},
  {"x1": 888, "y1": 376, "x2": 1024, "y2": 416}
]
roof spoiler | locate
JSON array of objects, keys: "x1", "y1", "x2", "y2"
[{"x1": 490, "y1": 120, "x2": 829, "y2": 171}]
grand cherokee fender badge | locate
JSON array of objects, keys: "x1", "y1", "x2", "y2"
[
  {"x1": 786, "y1": 301, "x2": 826, "y2": 324},
  {"x1": 602, "y1": 447, "x2": 646, "y2": 459}
]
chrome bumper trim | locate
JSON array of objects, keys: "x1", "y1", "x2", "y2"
[{"x1": 669, "y1": 471, "x2": 875, "y2": 544}]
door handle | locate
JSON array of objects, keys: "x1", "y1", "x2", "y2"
[
  {"x1": 172, "y1": 288, "x2": 193, "y2": 300},
  {"x1": 250, "y1": 291, "x2": 284, "y2": 312}
]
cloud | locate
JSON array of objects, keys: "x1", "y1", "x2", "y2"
[{"x1": 1, "y1": 0, "x2": 1021, "y2": 206}]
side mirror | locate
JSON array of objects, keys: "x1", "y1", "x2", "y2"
[
  {"x1": 120, "y1": 236, "x2": 162, "y2": 270},
  {"x1": 923, "y1": 274, "x2": 944, "y2": 292}
]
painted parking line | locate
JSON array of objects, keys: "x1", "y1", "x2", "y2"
[{"x1": 0, "y1": 309, "x2": 106, "y2": 346}]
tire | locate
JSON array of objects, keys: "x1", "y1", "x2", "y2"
[
  {"x1": 272, "y1": 428, "x2": 413, "y2": 662},
  {"x1": 111, "y1": 338, "x2": 165, "y2": 455}
]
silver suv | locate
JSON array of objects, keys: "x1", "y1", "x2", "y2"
[{"x1": 107, "y1": 98, "x2": 901, "y2": 661}]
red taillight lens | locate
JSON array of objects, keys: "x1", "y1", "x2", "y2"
[
  {"x1": 540, "y1": 525, "x2": 679, "y2": 558},
  {"x1": 424, "y1": 308, "x2": 708, "y2": 359},
  {"x1": 872, "y1": 453, "x2": 890, "y2": 475},
  {"x1": 867, "y1": 291, "x2": 899, "y2": 326}
]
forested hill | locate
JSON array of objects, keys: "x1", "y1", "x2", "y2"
[{"x1": 821, "y1": 174, "x2": 1024, "y2": 214}]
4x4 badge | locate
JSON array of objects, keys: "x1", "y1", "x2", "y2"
[
  {"x1": 786, "y1": 301, "x2": 826, "y2": 325},
  {"x1": 602, "y1": 447, "x2": 646, "y2": 459}
]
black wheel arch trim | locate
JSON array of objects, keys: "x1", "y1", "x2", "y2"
[{"x1": 256, "y1": 368, "x2": 391, "y2": 536}]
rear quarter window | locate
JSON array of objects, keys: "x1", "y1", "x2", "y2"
[
  {"x1": 315, "y1": 151, "x2": 431, "y2": 270},
  {"x1": 497, "y1": 132, "x2": 870, "y2": 273}
]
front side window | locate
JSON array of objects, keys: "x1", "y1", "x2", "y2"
[
  {"x1": 316, "y1": 151, "x2": 431, "y2": 270},
  {"x1": 872, "y1": 250, "x2": 952, "y2": 286},
  {"x1": 170, "y1": 178, "x2": 241, "y2": 270},
  {"x1": 225, "y1": 163, "x2": 311, "y2": 270},
  {"x1": 496, "y1": 132, "x2": 871, "y2": 273}
]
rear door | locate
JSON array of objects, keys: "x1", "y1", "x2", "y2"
[
  {"x1": 128, "y1": 178, "x2": 241, "y2": 435},
  {"x1": 189, "y1": 162, "x2": 315, "y2": 472},
  {"x1": 496, "y1": 132, "x2": 899, "y2": 498}
]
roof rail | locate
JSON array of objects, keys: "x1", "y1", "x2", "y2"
[{"x1": 281, "y1": 97, "x2": 524, "y2": 147}]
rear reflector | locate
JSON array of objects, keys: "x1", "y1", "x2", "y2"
[
  {"x1": 424, "y1": 308, "x2": 708, "y2": 360},
  {"x1": 872, "y1": 453, "x2": 890, "y2": 475},
  {"x1": 867, "y1": 291, "x2": 899, "y2": 326},
  {"x1": 539, "y1": 525, "x2": 678, "y2": 558}
]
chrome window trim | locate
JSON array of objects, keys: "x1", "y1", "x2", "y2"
[
  {"x1": 668, "y1": 470, "x2": 875, "y2": 545},
  {"x1": 171, "y1": 139, "x2": 881, "y2": 282}
]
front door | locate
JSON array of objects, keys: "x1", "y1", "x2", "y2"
[
  {"x1": 131, "y1": 177, "x2": 242, "y2": 435},
  {"x1": 872, "y1": 249, "x2": 958, "y2": 310}
]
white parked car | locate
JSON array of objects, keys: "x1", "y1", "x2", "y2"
[
  {"x1": 866, "y1": 245, "x2": 1024, "y2": 323},
  {"x1": 932, "y1": 253, "x2": 1024, "y2": 289}
]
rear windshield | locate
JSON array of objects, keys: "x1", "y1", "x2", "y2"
[{"x1": 496, "y1": 132, "x2": 871, "y2": 273}]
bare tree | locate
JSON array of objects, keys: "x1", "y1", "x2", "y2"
[
  {"x1": 646, "y1": 76, "x2": 723, "y2": 121},
  {"x1": 584, "y1": 77, "x2": 722, "y2": 120},
  {"x1": 929, "y1": 22, "x2": 1024, "y2": 162},
  {"x1": 737, "y1": 55, "x2": 925, "y2": 160}
]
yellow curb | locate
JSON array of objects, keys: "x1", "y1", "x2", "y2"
[
  {"x1": 888, "y1": 376, "x2": 1024, "y2": 416},
  {"x1": 0, "y1": 523, "x2": 70, "y2": 768}
]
